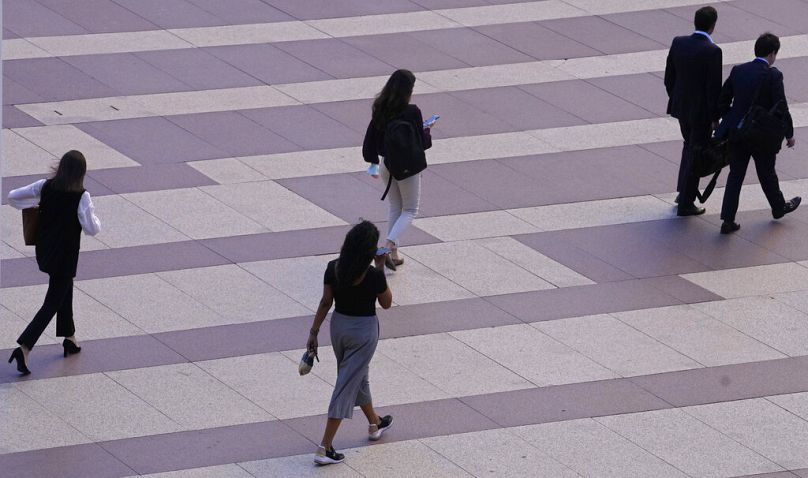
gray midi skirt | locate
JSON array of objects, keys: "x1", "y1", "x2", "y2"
[{"x1": 328, "y1": 311, "x2": 379, "y2": 419}]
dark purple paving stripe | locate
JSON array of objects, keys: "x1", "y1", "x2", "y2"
[
  {"x1": 88, "y1": 163, "x2": 217, "y2": 194},
  {"x1": 0, "y1": 278, "x2": 715, "y2": 383},
  {"x1": 0, "y1": 335, "x2": 186, "y2": 385},
  {"x1": 0, "y1": 443, "x2": 136, "y2": 478},
  {"x1": 1, "y1": 240, "x2": 231, "y2": 288},
  {"x1": 2, "y1": 173, "x2": 115, "y2": 205},
  {"x1": 9, "y1": 355, "x2": 808, "y2": 476}
]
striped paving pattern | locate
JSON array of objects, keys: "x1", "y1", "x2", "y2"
[{"x1": 4, "y1": 0, "x2": 808, "y2": 476}]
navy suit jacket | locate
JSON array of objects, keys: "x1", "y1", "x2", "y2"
[
  {"x1": 715, "y1": 58, "x2": 794, "y2": 140},
  {"x1": 664, "y1": 33, "x2": 723, "y2": 125}
]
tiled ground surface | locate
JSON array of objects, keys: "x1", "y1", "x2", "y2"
[{"x1": 5, "y1": 0, "x2": 808, "y2": 477}]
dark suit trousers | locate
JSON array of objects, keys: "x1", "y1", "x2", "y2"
[
  {"x1": 677, "y1": 119, "x2": 711, "y2": 206},
  {"x1": 17, "y1": 274, "x2": 75, "y2": 349},
  {"x1": 720, "y1": 141, "x2": 786, "y2": 223}
]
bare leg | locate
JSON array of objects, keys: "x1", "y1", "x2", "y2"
[
  {"x1": 20, "y1": 345, "x2": 30, "y2": 362},
  {"x1": 320, "y1": 418, "x2": 342, "y2": 449},
  {"x1": 65, "y1": 335, "x2": 79, "y2": 346},
  {"x1": 360, "y1": 403, "x2": 381, "y2": 426}
]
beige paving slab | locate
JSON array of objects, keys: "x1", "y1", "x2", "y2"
[
  {"x1": 452, "y1": 323, "x2": 616, "y2": 387},
  {"x1": 200, "y1": 181, "x2": 346, "y2": 232},
  {"x1": 513, "y1": 418, "x2": 690, "y2": 478},
  {"x1": 768, "y1": 392, "x2": 808, "y2": 429},
  {"x1": 425, "y1": 132, "x2": 558, "y2": 165},
  {"x1": 15, "y1": 373, "x2": 181, "y2": 441},
  {"x1": 474, "y1": 236, "x2": 594, "y2": 287},
  {"x1": 169, "y1": 21, "x2": 328, "y2": 47},
  {"x1": 239, "y1": 147, "x2": 364, "y2": 180},
  {"x1": 686, "y1": 398, "x2": 808, "y2": 470},
  {"x1": 241, "y1": 454, "x2": 362, "y2": 477},
  {"x1": 240, "y1": 255, "x2": 337, "y2": 312},
  {"x1": 412, "y1": 211, "x2": 539, "y2": 242},
  {"x1": 656, "y1": 179, "x2": 808, "y2": 213},
  {"x1": 421, "y1": 428, "x2": 579, "y2": 478},
  {"x1": 694, "y1": 296, "x2": 808, "y2": 357},
  {"x1": 682, "y1": 263, "x2": 808, "y2": 299},
  {"x1": 27, "y1": 30, "x2": 193, "y2": 57},
  {"x1": 530, "y1": 117, "x2": 681, "y2": 152},
  {"x1": 107, "y1": 363, "x2": 273, "y2": 430},
  {"x1": 308, "y1": 10, "x2": 460, "y2": 37},
  {"x1": 534, "y1": 314, "x2": 701, "y2": 377},
  {"x1": 552, "y1": 49, "x2": 667, "y2": 80},
  {"x1": 187, "y1": 158, "x2": 268, "y2": 184},
  {"x1": 0, "y1": 241, "x2": 25, "y2": 260},
  {"x1": 1, "y1": 204, "x2": 107, "y2": 256},
  {"x1": 15, "y1": 96, "x2": 156, "y2": 126},
  {"x1": 125, "y1": 464, "x2": 255, "y2": 478},
  {"x1": 596, "y1": 408, "x2": 782, "y2": 478},
  {"x1": 133, "y1": 86, "x2": 299, "y2": 117},
  {"x1": 2, "y1": 129, "x2": 58, "y2": 177},
  {"x1": 13, "y1": 125, "x2": 139, "y2": 169},
  {"x1": 439, "y1": 0, "x2": 585, "y2": 26},
  {"x1": 91, "y1": 195, "x2": 189, "y2": 248},
  {"x1": 566, "y1": 0, "x2": 717, "y2": 15},
  {"x1": 342, "y1": 440, "x2": 472, "y2": 478},
  {"x1": 377, "y1": 333, "x2": 533, "y2": 397},
  {"x1": 198, "y1": 352, "x2": 329, "y2": 420},
  {"x1": 157, "y1": 264, "x2": 309, "y2": 324},
  {"x1": 615, "y1": 305, "x2": 785, "y2": 367},
  {"x1": 1, "y1": 283, "x2": 144, "y2": 341},
  {"x1": 418, "y1": 61, "x2": 574, "y2": 92},
  {"x1": 383, "y1": 254, "x2": 475, "y2": 305},
  {"x1": 76, "y1": 273, "x2": 223, "y2": 334},
  {"x1": 2, "y1": 38, "x2": 51, "y2": 60},
  {"x1": 400, "y1": 241, "x2": 555, "y2": 296},
  {"x1": 273, "y1": 76, "x2": 438, "y2": 106},
  {"x1": 123, "y1": 188, "x2": 266, "y2": 240},
  {"x1": 0, "y1": 384, "x2": 90, "y2": 454},
  {"x1": 283, "y1": 345, "x2": 451, "y2": 409},
  {"x1": 774, "y1": 290, "x2": 808, "y2": 316},
  {"x1": 509, "y1": 196, "x2": 674, "y2": 232}
]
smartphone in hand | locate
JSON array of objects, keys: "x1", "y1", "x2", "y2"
[
  {"x1": 376, "y1": 247, "x2": 391, "y2": 256},
  {"x1": 423, "y1": 114, "x2": 440, "y2": 128}
]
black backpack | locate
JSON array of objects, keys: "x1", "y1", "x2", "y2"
[{"x1": 381, "y1": 118, "x2": 426, "y2": 200}]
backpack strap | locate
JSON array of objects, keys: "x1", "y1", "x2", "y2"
[{"x1": 380, "y1": 173, "x2": 393, "y2": 201}]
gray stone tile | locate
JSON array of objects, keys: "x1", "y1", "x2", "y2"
[
  {"x1": 415, "y1": 27, "x2": 533, "y2": 67},
  {"x1": 475, "y1": 21, "x2": 600, "y2": 61},
  {"x1": 541, "y1": 15, "x2": 666, "y2": 54}
]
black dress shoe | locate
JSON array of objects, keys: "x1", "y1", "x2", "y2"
[
  {"x1": 720, "y1": 222, "x2": 741, "y2": 234},
  {"x1": 773, "y1": 196, "x2": 801, "y2": 219},
  {"x1": 677, "y1": 205, "x2": 706, "y2": 216},
  {"x1": 62, "y1": 339, "x2": 81, "y2": 357}
]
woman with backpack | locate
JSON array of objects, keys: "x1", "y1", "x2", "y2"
[
  {"x1": 7, "y1": 150, "x2": 101, "y2": 375},
  {"x1": 362, "y1": 69, "x2": 434, "y2": 270},
  {"x1": 306, "y1": 220, "x2": 394, "y2": 465}
]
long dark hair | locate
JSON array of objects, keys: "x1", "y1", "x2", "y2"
[
  {"x1": 372, "y1": 69, "x2": 416, "y2": 131},
  {"x1": 335, "y1": 220, "x2": 379, "y2": 287},
  {"x1": 49, "y1": 150, "x2": 86, "y2": 192}
]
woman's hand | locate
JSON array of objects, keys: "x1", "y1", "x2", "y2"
[
  {"x1": 307, "y1": 331, "x2": 318, "y2": 356},
  {"x1": 374, "y1": 253, "x2": 386, "y2": 269}
]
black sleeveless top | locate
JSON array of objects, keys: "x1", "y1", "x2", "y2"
[{"x1": 36, "y1": 180, "x2": 84, "y2": 277}]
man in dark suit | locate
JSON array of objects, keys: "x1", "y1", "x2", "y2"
[
  {"x1": 717, "y1": 32, "x2": 799, "y2": 234},
  {"x1": 664, "y1": 6, "x2": 723, "y2": 216}
]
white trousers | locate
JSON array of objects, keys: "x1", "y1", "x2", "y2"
[{"x1": 380, "y1": 162, "x2": 421, "y2": 245}]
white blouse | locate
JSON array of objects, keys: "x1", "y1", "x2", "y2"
[{"x1": 8, "y1": 179, "x2": 102, "y2": 236}]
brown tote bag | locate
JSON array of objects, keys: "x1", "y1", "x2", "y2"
[{"x1": 22, "y1": 207, "x2": 40, "y2": 246}]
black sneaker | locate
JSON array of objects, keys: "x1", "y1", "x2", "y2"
[
  {"x1": 314, "y1": 446, "x2": 344, "y2": 465},
  {"x1": 368, "y1": 415, "x2": 393, "y2": 441}
]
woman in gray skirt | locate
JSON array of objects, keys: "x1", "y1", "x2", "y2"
[{"x1": 307, "y1": 220, "x2": 394, "y2": 466}]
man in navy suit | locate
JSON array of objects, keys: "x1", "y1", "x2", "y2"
[
  {"x1": 664, "y1": 6, "x2": 723, "y2": 216},
  {"x1": 717, "y1": 32, "x2": 799, "y2": 234}
]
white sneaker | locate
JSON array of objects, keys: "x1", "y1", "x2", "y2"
[
  {"x1": 314, "y1": 446, "x2": 344, "y2": 465},
  {"x1": 368, "y1": 415, "x2": 393, "y2": 441}
]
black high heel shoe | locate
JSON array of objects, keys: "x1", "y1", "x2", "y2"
[
  {"x1": 8, "y1": 347, "x2": 31, "y2": 376},
  {"x1": 63, "y1": 339, "x2": 82, "y2": 357}
]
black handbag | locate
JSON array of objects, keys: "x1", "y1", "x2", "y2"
[
  {"x1": 735, "y1": 71, "x2": 787, "y2": 153},
  {"x1": 691, "y1": 137, "x2": 730, "y2": 203}
]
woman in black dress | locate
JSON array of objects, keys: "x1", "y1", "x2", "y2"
[{"x1": 7, "y1": 150, "x2": 101, "y2": 375}]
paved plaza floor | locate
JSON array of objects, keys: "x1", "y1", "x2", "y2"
[{"x1": 4, "y1": 0, "x2": 808, "y2": 476}]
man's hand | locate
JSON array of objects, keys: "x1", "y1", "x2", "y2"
[{"x1": 787, "y1": 137, "x2": 796, "y2": 148}]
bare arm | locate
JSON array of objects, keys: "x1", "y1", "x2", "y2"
[{"x1": 306, "y1": 284, "x2": 334, "y2": 356}]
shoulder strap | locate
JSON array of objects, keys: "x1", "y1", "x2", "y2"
[{"x1": 380, "y1": 173, "x2": 393, "y2": 201}]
